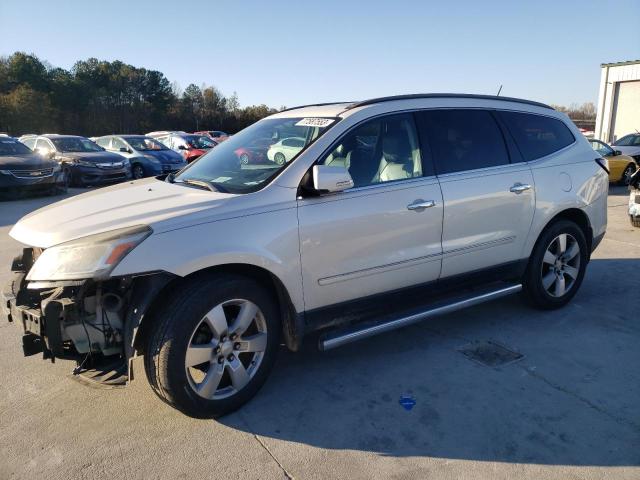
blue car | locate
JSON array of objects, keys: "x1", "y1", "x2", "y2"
[{"x1": 95, "y1": 135, "x2": 187, "y2": 179}]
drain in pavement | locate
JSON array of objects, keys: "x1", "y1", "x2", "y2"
[{"x1": 458, "y1": 340, "x2": 523, "y2": 367}]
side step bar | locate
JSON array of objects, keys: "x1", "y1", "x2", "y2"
[{"x1": 319, "y1": 283, "x2": 522, "y2": 351}]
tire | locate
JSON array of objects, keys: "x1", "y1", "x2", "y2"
[
  {"x1": 274, "y1": 152, "x2": 286, "y2": 165},
  {"x1": 144, "y1": 273, "x2": 280, "y2": 418},
  {"x1": 522, "y1": 220, "x2": 588, "y2": 310},
  {"x1": 239, "y1": 153, "x2": 250, "y2": 165},
  {"x1": 132, "y1": 164, "x2": 145, "y2": 180},
  {"x1": 621, "y1": 164, "x2": 636, "y2": 186},
  {"x1": 630, "y1": 216, "x2": 640, "y2": 228}
]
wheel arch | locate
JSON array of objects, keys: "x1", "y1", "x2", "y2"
[
  {"x1": 132, "y1": 263, "x2": 303, "y2": 359},
  {"x1": 531, "y1": 208, "x2": 593, "y2": 260}
]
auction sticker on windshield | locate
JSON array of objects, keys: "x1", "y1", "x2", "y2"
[{"x1": 295, "y1": 118, "x2": 335, "y2": 128}]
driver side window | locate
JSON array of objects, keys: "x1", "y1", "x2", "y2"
[{"x1": 322, "y1": 113, "x2": 423, "y2": 188}]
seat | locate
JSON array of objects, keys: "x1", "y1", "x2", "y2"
[{"x1": 375, "y1": 127, "x2": 414, "y2": 183}]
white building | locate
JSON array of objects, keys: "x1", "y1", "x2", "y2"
[{"x1": 595, "y1": 60, "x2": 640, "y2": 143}]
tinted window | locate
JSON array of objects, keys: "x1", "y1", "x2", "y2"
[
  {"x1": 0, "y1": 138, "x2": 32, "y2": 155},
  {"x1": 417, "y1": 110, "x2": 509, "y2": 175},
  {"x1": 499, "y1": 111, "x2": 575, "y2": 161},
  {"x1": 322, "y1": 113, "x2": 422, "y2": 188}
]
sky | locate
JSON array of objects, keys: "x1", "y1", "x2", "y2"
[{"x1": 1, "y1": 0, "x2": 638, "y2": 109}]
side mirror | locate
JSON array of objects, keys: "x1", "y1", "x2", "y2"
[
  {"x1": 178, "y1": 145, "x2": 187, "y2": 150},
  {"x1": 119, "y1": 147, "x2": 129, "y2": 153},
  {"x1": 614, "y1": 150, "x2": 622, "y2": 156},
  {"x1": 312, "y1": 165, "x2": 354, "y2": 193}
]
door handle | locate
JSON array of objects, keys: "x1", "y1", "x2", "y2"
[
  {"x1": 407, "y1": 200, "x2": 436, "y2": 211},
  {"x1": 509, "y1": 183, "x2": 532, "y2": 194}
]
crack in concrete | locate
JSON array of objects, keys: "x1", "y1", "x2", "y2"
[
  {"x1": 521, "y1": 366, "x2": 640, "y2": 433},
  {"x1": 253, "y1": 434, "x2": 295, "y2": 480}
]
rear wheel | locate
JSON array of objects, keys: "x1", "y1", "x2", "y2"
[
  {"x1": 630, "y1": 215, "x2": 640, "y2": 228},
  {"x1": 274, "y1": 152, "x2": 286, "y2": 165},
  {"x1": 144, "y1": 274, "x2": 280, "y2": 418},
  {"x1": 522, "y1": 220, "x2": 588, "y2": 309}
]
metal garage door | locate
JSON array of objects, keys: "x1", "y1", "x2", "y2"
[{"x1": 612, "y1": 80, "x2": 640, "y2": 142}]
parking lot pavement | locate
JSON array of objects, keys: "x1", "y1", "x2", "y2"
[{"x1": 1, "y1": 186, "x2": 639, "y2": 480}]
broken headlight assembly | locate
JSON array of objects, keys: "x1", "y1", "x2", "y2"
[{"x1": 27, "y1": 225, "x2": 152, "y2": 281}]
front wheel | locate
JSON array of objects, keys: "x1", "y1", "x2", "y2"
[
  {"x1": 132, "y1": 164, "x2": 145, "y2": 179},
  {"x1": 621, "y1": 164, "x2": 636, "y2": 186},
  {"x1": 522, "y1": 220, "x2": 588, "y2": 309},
  {"x1": 144, "y1": 274, "x2": 280, "y2": 418}
]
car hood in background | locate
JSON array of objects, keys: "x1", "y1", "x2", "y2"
[
  {"x1": 9, "y1": 178, "x2": 239, "y2": 248},
  {"x1": 0, "y1": 154, "x2": 56, "y2": 170},
  {"x1": 60, "y1": 151, "x2": 127, "y2": 163},
  {"x1": 143, "y1": 149, "x2": 184, "y2": 164}
]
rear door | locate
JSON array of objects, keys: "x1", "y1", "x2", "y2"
[
  {"x1": 297, "y1": 113, "x2": 444, "y2": 311},
  {"x1": 416, "y1": 109, "x2": 535, "y2": 278}
]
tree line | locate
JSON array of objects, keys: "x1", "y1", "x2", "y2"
[{"x1": 0, "y1": 52, "x2": 278, "y2": 137}]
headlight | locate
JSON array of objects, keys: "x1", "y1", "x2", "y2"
[
  {"x1": 0, "y1": 170, "x2": 10, "y2": 175},
  {"x1": 26, "y1": 225, "x2": 152, "y2": 281}
]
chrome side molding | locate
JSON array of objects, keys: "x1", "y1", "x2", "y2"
[{"x1": 319, "y1": 283, "x2": 522, "y2": 351}]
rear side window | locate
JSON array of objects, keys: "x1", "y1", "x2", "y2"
[
  {"x1": 417, "y1": 110, "x2": 510, "y2": 175},
  {"x1": 499, "y1": 111, "x2": 575, "y2": 161}
]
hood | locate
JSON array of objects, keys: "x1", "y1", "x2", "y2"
[
  {"x1": 142, "y1": 149, "x2": 184, "y2": 164},
  {"x1": 0, "y1": 153, "x2": 56, "y2": 169},
  {"x1": 61, "y1": 151, "x2": 126, "y2": 163},
  {"x1": 10, "y1": 178, "x2": 236, "y2": 248},
  {"x1": 613, "y1": 146, "x2": 640, "y2": 157}
]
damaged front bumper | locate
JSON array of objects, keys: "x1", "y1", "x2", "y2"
[{"x1": 2, "y1": 247, "x2": 175, "y2": 385}]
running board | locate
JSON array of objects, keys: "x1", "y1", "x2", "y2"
[{"x1": 319, "y1": 283, "x2": 522, "y2": 351}]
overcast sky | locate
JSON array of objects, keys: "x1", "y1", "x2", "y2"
[{"x1": 1, "y1": 0, "x2": 638, "y2": 108}]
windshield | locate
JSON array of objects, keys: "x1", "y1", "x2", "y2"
[
  {"x1": 174, "y1": 116, "x2": 336, "y2": 194},
  {"x1": 613, "y1": 135, "x2": 640, "y2": 147},
  {"x1": 183, "y1": 135, "x2": 217, "y2": 149},
  {"x1": 51, "y1": 137, "x2": 103, "y2": 153},
  {"x1": 0, "y1": 138, "x2": 32, "y2": 155},
  {"x1": 125, "y1": 136, "x2": 168, "y2": 151}
]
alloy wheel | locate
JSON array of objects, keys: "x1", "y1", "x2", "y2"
[
  {"x1": 623, "y1": 165, "x2": 635, "y2": 185},
  {"x1": 541, "y1": 233, "x2": 581, "y2": 298},
  {"x1": 185, "y1": 299, "x2": 267, "y2": 400}
]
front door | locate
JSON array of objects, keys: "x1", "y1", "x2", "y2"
[{"x1": 297, "y1": 113, "x2": 444, "y2": 311}]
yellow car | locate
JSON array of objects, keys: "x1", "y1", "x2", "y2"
[{"x1": 589, "y1": 139, "x2": 637, "y2": 185}]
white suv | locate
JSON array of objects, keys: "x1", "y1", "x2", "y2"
[{"x1": 3, "y1": 94, "x2": 608, "y2": 417}]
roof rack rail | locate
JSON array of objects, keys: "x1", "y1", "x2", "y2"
[
  {"x1": 344, "y1": 93, "x2": 553, "y2": 111},
  {"x1": 279, "y1": 101, "x2": 355, "y2": 113}
]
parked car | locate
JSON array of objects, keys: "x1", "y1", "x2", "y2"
[
  {"x1": 589, "y1": 139, "x2": 637, "y2": 184},
  {"x1": 151, "y1": 132, "x2": 217, "y2": 163},
  {"x1": 95, "y1": 135, "x2": 187, "y2": 179},
  {"x1": 19, "y1": 135, "x2": 131, "y2": 187},
  {"x1": 612, "y1": 133, "x2": 640, "y2": 162},
  {"x1": 3, "y1": 94, "x2": 608, "y2": 418},
  {"x1": 267, "y1": 136, "x2": 305, "y2": 165},
  {"x1": 0, "y1": 136, "x2": 66, "y2": 197},
  {"x1": 195, "y1": 130, "x2": 229, "y2": 143},
  {"x1": 234, "y1": 137, "x2": 274, "y2": 164}
]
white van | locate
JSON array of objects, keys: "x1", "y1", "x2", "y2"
[{"x1": 3, "y1": 94, "x2": 608, "y2": 417}]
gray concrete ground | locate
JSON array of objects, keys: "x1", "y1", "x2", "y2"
[{"x1": 0, "y1": 186, "x2": 638, "y2": 479}]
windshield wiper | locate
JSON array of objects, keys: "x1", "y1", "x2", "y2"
[{"x1": 179, "y1": 178, "x2": 226, "y2": 193}]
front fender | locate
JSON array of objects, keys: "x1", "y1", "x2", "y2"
[{"x1": 111, "y1": 207, "x2": 305, "y2": 312}]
